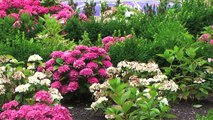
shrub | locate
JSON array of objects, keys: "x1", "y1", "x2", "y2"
[
  {"x1": 158, "y1": 45, "x2": 213, "y2": 100},
  {"x1": 45, "y1": 45, "x2": 112, "y2": 95}
]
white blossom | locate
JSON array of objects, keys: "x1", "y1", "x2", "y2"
[
  {"x1": 12, "y1": 71, "x2": 25, "y2": 80},
  {"x1": 40, "y1": 79, "x2": 51, "y2": 86},
  {"x1": 158, "y1": 97, "x2": 169, "y2": 105},
  {"x1": 28, "y1": 76, "x2": 40, "y2": 85},
  {"x1": 160, "y1": 80, "x2": 178, "y2": 92},
  {"x1": 89, "y1": 83, "x2": 101, "y2": 93},
  {"x1": 0, "y1": 66, "x2": 6, "y2": 73},
  {"x1": 105, "y1": 114, "x2": 115, "y2": 119},
  {"x1": 28, "y1": 54, "x2": 43, "y2": 62},
  {"x1": 49, "y1": 88, "x2": 63, "y2": 102},
  {"x1": 15, "y1": 83, "x2": 31, "y2": 93},
  {"x1": 33, "y1": 72, "x2": 46, "y2": 79},
  {"x1": 27, "y1": 63, "x2": 35, "y2": 70},
  {"x1": 0, "y1": 85, "x2": 5, "y2": 95}
]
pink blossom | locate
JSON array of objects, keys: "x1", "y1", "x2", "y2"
[
  {"x1": 53, "y1": 72, "x2": 61, "y2": 81},
  {"x1": 70, "y1": 50, "x2": 81, "y2": 57},
  {"x1": 34, "y1": 90, "x2": 53, "y2": 104},
  {"x1": 8, "y1": 13, "x2": 19, "y2": 20},
  {"x1": 69, "y1": 70, "x2": 79, "y2": 81},
  {"x1": 199, "y1": 34, "x2": 211, "y2": 42},
  {"x1": 67, "y1": 81, "x2": 79, "y2": 92},
  {"x1": 79, "y1": 13, "x2": 87, "y2": 20},
  {"x1": 58, "y1": 65, "x2": 70, "y2": 73},
  {"x1": 2, "y1": 100, "x2": 18, "y2": 110},
  {"x1": 102, "y1": 36, "x2": 114, "y2": 44},
  {"x1": 37, "y1": 66, "x2": 43, "y2": 72},
  {"x1": 45, "y1": 59, "x2": 55, "y2": 68},
  {"x1": 88, "y1": 77, "x2": 99, "y2": 84},
  {"x1": 0, "y1": 2, "x2": 8, "y2": 10},
  {"x1": 46, "y1": 66, "x2": 54, "y2": 71},
  {"x1": 210, "y1": 39, "x2": 213, "y2": 45},
  {"x1": 13, "y1": 20, "x2": 21, "y2": 28},
  {"x1": 126, "y1": 34, "x2": 133, "y2": 39},
  {"x1": 60, "y1": 85, "x2": 69, "y2": 95},
  {"x1": 86, "y1": 62, "x2": 99, "y2": 70},
  {"x1": 105, "y1": 55, "x2": 111, "y2": 61},
  {"x1": 83, "y1": 53, "x2": 98, "y2": 60},
  {"x1": 73, "y1": 60, "x2": 86, "y2": 69},
  {"x1": 119, "y1": 37, "x2": 125, "y2": 41},
  {"x1": 75, "y1": 45, "x2": 88, "y2": 51},
  {"x1": 50, "y1": 51, "x2": 64, "y2": 58},
  {"x1": 98, "y1": 68, "x2": 108, "y2": 78},
  {"x1": 49, "y1": 6, "x2": 62, "y2": 12},
  {"x1": 64, "y1": 57, "x2": 76, "y2": 64},
  {"x1": 79, "y1": 68, "x2": 94, "y2": 77},
  {"x1": 51, "y1": 81, "x2": 62, "y2": 89},
  {"x1": 0, "y1": 10, "x2": 6, "y2": 18},
  {"x1": 102, "y1": 60, "x2": 112, "y2": 68}
]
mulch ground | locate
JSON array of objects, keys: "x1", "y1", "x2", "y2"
[{"x1": 65, "y1": 95, "x2": 213, "y2": 120}]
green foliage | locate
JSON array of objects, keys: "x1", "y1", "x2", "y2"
[
  {"x1": 196, "y1": 109, "x2": 213, "y2": 120},
  {"x1": 176, "y1": 0, "x2": 213, "y2": 35},
  {"x1": 83, "y1": 0, "x2": 96, "y2": 17},
  {"x1": 158, "y1": 44, "x2": 213, "y2": 100}
]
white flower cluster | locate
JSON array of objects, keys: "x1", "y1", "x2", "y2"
[
  {"x1": 0, "y1": 66, "x2": 6, "y2": 73},
  {"x1": 49, "y1": 88, "x2": 63, "y2": 102},
  {"x1": 91, "y1": 96, "x2": 108, "y2": 109},
  {"x1": 193, "y1": 78, "x2": 206, "y2": 84},
  {"x1": 28, "y1": 54, "x2": 43, "y2": 62},
  {"x1": 28, "y1": 72, "x2": 51, "y2": 86},
  {"x1": 12, "y1": 71, "x2": 25, "y2": 80},
  {"x1": 0, "y1": 84, "x2": 5, "y2": 95},
  {"x1": 15, "y1": 83, "x2": 31, "y2": 93},
  {"x1": 27, "y1": 63, "x2": 35, "y2": 70},
  {"x1": 159, "y1": 80, "x2": 178, "y2": 92},
  {"x1": 105, "y1": 114, "x2": 115, "y2": 119},
  {"x1": 157, "y1": 97, "x2": 169, "y2": 105}
]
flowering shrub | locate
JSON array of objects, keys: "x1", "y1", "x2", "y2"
[
  {"x1": 102, "y1": 34, "x2": 132, "y2": 51},
  {"x1": 199, "y1": 25, "x2": 213, "y2": 45},
  {"x1": 89, "y1": 61, "x2": 178, "y2": 119},
  {"x1": 0, "y1": 54, "x2": 63, "y2": 107},
  {"x1": 46, "y1": 45, "x2": 112, "y2": 95},
  {"x1": 158, "y1": 45, "x2": 213, "y2": 100},
  {"x1": 0, "y1": 91, "x2": 72, "y2": 120}
]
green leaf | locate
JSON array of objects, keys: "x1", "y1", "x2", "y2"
[
  {"x1": 165, "y1": 114, "x2": 177, "y2": 119},
  {"x1": 193, "y1": 104, "x2": 203, "y2": 108},
  {"x1": 55, "y1": 58, "x2": 64, "y2": 65},
  {"x1": 122, "y1": 101, "x2": 133, "y2": 113}
]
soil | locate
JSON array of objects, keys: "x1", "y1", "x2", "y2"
[{"x1": 65, "y1": 95, "x2": 213, "y2": 120}]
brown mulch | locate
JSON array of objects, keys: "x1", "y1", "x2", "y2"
[{"x1": 66, "y1": 96, "x2": 213, "y2": 120}]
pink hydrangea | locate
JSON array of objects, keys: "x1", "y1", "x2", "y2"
[
  {"x1": 45, "y1": 59, "x2": 55, "y2": 68},
  {"x1": 0, "y1": 10, "x2": 6, "y2": 18},
  {"x1": 102, "y1": 60, "x2": 112, "y2": 68},
  {"x1": 49, "y1": 6, "x2": 62, "y2": 12},
  {"x1": 58, "y1": 65, "x2": 70, "y2": 73},
  {"x1": 73, "y1": 60, "x2": 86, "y2": 69},
  {"x1": 210, "y1": 39, "x2": 213, "y2": 45},
  {"x1": 199, "y1": 34, "x2": 211, "y2": 42},
  {"x1": 2, "y1": 100, "x2": 18, "y2": 110},
  {"x1": 53, "y1": 71, "x2": 61, "y2": 81},
  {"x1": 79, "y1": 68, "x2": 94, "y2": 77},
  {"x1": 70, "y1": 50, "x2": 81, "y2": 57},
  {"x1": 75, "y1": 45, "x2": 88, "y2": 51},
  {"x1": 50, "y1": 51, "x2": 64, "y2": 58},
  {"x1": 86, "y1": 62, "x2": 99, "y2": 70},
  {"x1": 34, "y1": 90, "x2": 53, "y2": 104},
  {"x1": 102, "y1": 36, "x2": 114, "y2": 44},
  {"x1": 67, "y1": 81, "x2": 79, "y2": 92},
  {"x1": 46, "y1": 66, "x2": 54, "y2": 71},
  {"x1": 83, "y1": 53, "x2": 98, "y2": 60},
  {"x1": 51, "y1": 81, "x2": 62, "y2": 89},
  {"x1": 8, "y1": 13, "x2": 19, "y2": 20},
  {"x1": 79, "y1": 13, "x2": 88, "y2": 21},
  {"x1": 98, "y1": 68, "x2": 108, "y2": 78},
  {"x1": 60, "y1": 85, "x2": 69, "y2": 95},
  {"x1": 37, "y1": 66, "x2": 43, "y2": 72},
  {"x1": 88, "y1": 77, "x2": 99, "y2": 84},
  {"x1": 69, "y1": 70, "x2": 79, "y2": 81},
  {"x1": 0, "y1": 2, "x2": 8, "y2": 10}
]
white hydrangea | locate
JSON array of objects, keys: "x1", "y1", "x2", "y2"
[
  {"x1": 91, "y1": 96, "x2": 108, "y2": 109},
  {"x1": 49, "y1": 88, "x2": 63, "y2": 102},
  {"x1": 143, "y1": 88, "x2": 151, "y2": 99},
  {"x1": 0, "y1": 85, "x2": 5, "y2": 95},
  {"x1": 89, "y1": 83, "x2": 101, "y2": 93},
  {"x1": 0, "y1": 66, "x2": 6, "y2": 73},
  {"x1": 33, "y1": 72, "x2": 46, "y2": 79},
  {"x1": 160, "y1": 80, "x2": 178, "y2": 92},
  {"x1": 28, "y1": 54, "x2": 43, "y2": 62},
  {"x1": 28, "y1": 76, "x2": 40, "y2": 85},
  {"x1": 105, "y1": 114, "x2": 115, "y2": 119},
  {"x1": 40, "y1": 79, "x2": 51, "y2": 86},
  {"x1": 15, "y1": 83, "x2": 31, "y2": 93},
  {"x1": 12, "y1": 71, "x2": 25, "y2": 80},
  {"x1": 27, "y1": 63, "x2": 35, "y2": 70},
  {"x1": 158, "y1": 97, "x2": 169, "y2": 105}
]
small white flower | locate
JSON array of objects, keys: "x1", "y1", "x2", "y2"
[
  {"x1": 33, "y1": 72, "x2": 46, "y2": 79},
  {"x1": 0, "y1": 66, "x2": 6, "y2": 73},
  {"x1": 12, "y1": 71, "x2": 25, "y2": 80},
  {"x1": 28, "y1": 76, "x2": 40, "y2": 85},
  {"x1": 15, "y1": 83, "x2": 31, "y2": 93},
  {"x1": 105, "y1": 114, "x2": 115, "y2": 119},
  {"x1": 28, "y1": 54, "x2": 43, "y2": 62},
  {"x1": 89, "y1": 83, "x2": 101, "y2": 93},
  {"x1": 27, "y1": 63, "x2": 35, "y2": 70},
  {"x1": 40, "y1": 79, "x2": 51, "y2": 86},
  {"x1": 158, "y1": 97, "x2": 169, "y2": 105},
  {"x1": 0, "y1": 85, "x2": 5, "y2": 95},
  {"x1": 49, "y1": 88, "x2": 63, "y2": 102}
]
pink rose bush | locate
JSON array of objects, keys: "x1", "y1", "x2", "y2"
[
  {"x1": 0, "y1": 91, "x2": 72, "y2": 120},
  {"x1": 102, "y1": 34, "x2": 133, "y2": 51},
  {"x1": 45, "y1": 45, "x2": 112, "y2": 95}
]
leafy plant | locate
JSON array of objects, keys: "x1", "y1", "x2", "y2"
[
  {"x1": 196, "y1": 109, "x2": 213, "y2": 120},
  {"x1": 158, "y1": 44, "x2": 213, "y2": 100}
]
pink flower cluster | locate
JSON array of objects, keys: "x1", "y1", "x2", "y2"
[
  {"x1": 102, "y1": 34, "x2": 133, "y2": 51},
  {"x1": 0, "y1": 0, "x2": 76, "y2": 28},
  {"x1": 34, "y1": 90, "x2": 53, "y2": 104},
  {"x1": 0, "y1": 101, "x2": 73, "y2": 120},
  {"x1": 45, "y1": 45, "x2": 112, "y2": 95},
  {"x1": 199, "y1": 25, "x2": 213, "y2": 45}
]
